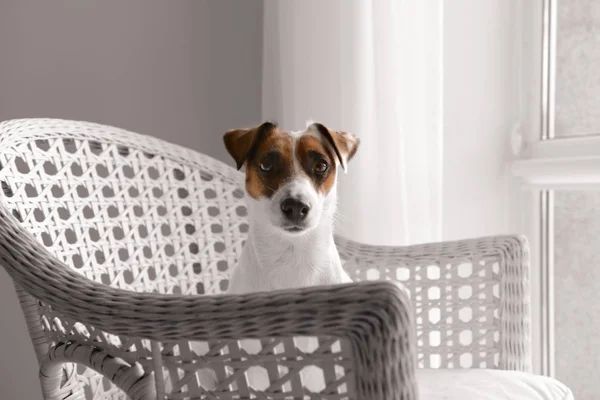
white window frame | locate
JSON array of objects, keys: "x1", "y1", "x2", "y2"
[{"x1": 510, "y1": 0, "x2": 600, "y2": 377}]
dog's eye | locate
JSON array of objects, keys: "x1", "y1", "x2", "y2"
[
  {"x1": 314, "y1": 160, "x2": 328, "y2": 174},
  {"x1": 259, "y1": 152, "x2": 280, "y2": 173},
  {"x1": 259, "y1": 161, "x2": 273, "y2": 172}
]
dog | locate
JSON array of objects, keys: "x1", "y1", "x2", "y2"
[
  {"x1": 198, "y1": 121, "x2": 359, "y2": 393},
  {"x1": 224, "y1": 121, "x2": 359, "y2": 294}
]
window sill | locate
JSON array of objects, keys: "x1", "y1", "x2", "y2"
[
  {"x1": 511, "y1": 155, "x2": 600, "y2": 189},
  {"x1": 510, "y1": 135, "x2": 600, "y2": 189}
]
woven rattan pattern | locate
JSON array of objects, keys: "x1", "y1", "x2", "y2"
[{"x1": 0, "y1": 119, "x2": 530, "y2": 400}]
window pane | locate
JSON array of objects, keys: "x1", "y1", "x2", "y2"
[
  {"x1": 554, "y1": 190, "x2": 600, "y2": 399},
  {"x1": 555, "y1": 0, "x2": 600, "y2": 137}
]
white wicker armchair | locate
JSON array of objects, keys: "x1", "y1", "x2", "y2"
[{"x1": 0, "y1": 119, "x2": 530, "y2": 400}]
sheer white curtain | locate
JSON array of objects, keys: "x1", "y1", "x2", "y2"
[{"x1": 262, "y1": 0, "x2": 443, "y2": 246}]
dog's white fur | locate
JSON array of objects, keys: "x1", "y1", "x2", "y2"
[
  {"x1": 229, "y1": 181, "x2": 351, "y2": 294},
  {"x1": 200, "y1": 123, "x2": 352, "y2": 392}
]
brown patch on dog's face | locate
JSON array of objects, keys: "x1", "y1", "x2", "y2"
[
  {"x1": 239, "y1": 131, "x2": 337, "y2": 199},
  {"x1": 244, "y1": 131, "x2": 294, "y2": 199},
  {"x1": 223, "y1": 122, "x2": 277, "y2": 170},
  {"x1": 295, "y1": 135, "x2": 337, "y2": 195},
  {"x1": 225, "y1": 122, "x2": 357, "y2": 203}
]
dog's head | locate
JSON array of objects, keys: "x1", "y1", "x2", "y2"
[{"x1": 224, "y1": 121, "x2": 359, "y2": 235}]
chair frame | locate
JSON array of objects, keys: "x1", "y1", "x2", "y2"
[{"x1": 0, "y1": 119, "x2": 531, "y2": 400}]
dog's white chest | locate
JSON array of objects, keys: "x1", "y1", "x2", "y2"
[{"x1": 228, "y1": 237, "x2": 351, "y2": 294}]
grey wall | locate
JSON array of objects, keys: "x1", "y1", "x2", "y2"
[
  {"x1": 0, "y1": 1, "x2": 263, "y2": 398},
  {"x1": 0, "y1": 0, "x2": 263, "y2": 162}
]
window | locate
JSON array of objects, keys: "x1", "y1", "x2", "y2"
[
  {"x1": 554, "y1": 0, "x2": 600, "y2": 137},
  {"x1": 511, "y1": 1, "x2": 600, "y2": 398}
]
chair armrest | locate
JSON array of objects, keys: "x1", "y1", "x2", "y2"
[
  {"x1": 336, "y1": 234, "x2": 529, "y2": 269},
  {"x1": 336, "y1": 234, "x2": 531, "y2": 372},
  {"x1": 0, "y1": 207, "x2": 417, "y2": 400}
]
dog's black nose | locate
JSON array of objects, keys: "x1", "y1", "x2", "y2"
[{"x1": 281, "y1": 198, "x2": 310, "y2": 222}]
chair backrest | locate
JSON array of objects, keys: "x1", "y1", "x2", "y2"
[
  {"x1": 0, "y1": 119, "x2": 247, "y2": 296},
  {"x1": 0, "y1": 119, "x2": 261, "y2": 399}
]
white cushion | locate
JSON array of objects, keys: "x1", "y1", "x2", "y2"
[{"x1": 416, "y1": 369, "x2": 573, "y2": 400}]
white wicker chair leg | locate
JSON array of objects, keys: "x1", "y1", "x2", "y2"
[
  {"x1": 40, "y1": 342, "x2": 156, "y2": 400},
  {"x1": 39, "y1": 361, "x2": 84, "y2": 400},
  {"x1": 15, "y1": 284, "x2": 51, "y2": 362}
]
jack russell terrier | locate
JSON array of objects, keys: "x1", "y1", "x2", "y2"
[
  {"x1": 197, "y1": 121, "x2": 360, "y2": 392},
  {"x1": 224, "y1": 121, "x2": 359, "y2": 294}
]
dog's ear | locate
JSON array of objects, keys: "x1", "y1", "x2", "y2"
[
  {"x1": 311, "y1": 123, "x2": 360, "y2": 173},
  {"x1": 223, "y1": 122, "x2": 276, "y2": 170}
]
